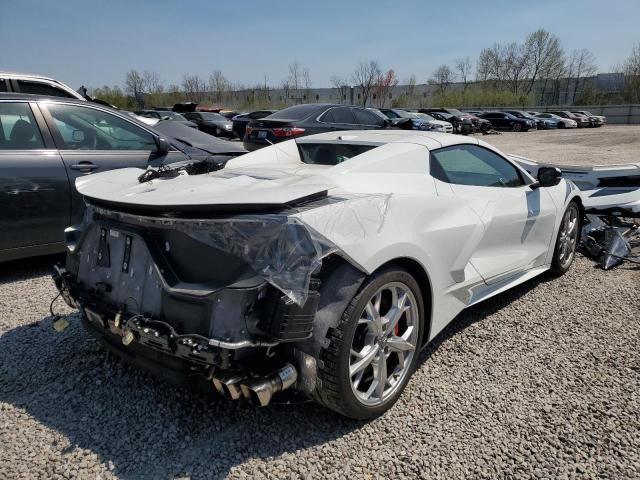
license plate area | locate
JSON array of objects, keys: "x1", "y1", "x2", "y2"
[
  {"x1": 257, "y1": 130, "x2": 268, "y2": 139},
  {"x1": 78, "y1": 224, "x2": 163, "y2": 317}
]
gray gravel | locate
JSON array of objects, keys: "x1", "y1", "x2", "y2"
[
  {"x1": 475, "y1": 125, "x2": 640, "y2": 166},
  {"x1": 1, "y1": 255, "x2": 638, "y2": 479},
  {"x1": 1, "y1": 127, "x2": 639, "y2": 479}
]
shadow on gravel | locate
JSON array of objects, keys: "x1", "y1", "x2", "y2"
[
  {"x1": 418, "y1": 272, "x2": 548, "y2": 364},
  {"x1": 0, "y1": 254, "x2": 64, "y2": 284},
  {"x1": 0, "y1": 268, "x2": 548, "y2": 479}
]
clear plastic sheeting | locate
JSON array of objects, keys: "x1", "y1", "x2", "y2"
[
  {"x1": 84, "y1": 204, "x2": 340, "y2": 306},
  {"x1": 293, "y1": 194, "x2": 390, "y2": 245},
  {"x1": 580, "y1": 214, "x2": 640, "y2": 270}
]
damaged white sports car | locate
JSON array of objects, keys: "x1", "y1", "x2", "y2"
[{"x1": 55, "y1": 131, "x2": 584, "y2": 419}]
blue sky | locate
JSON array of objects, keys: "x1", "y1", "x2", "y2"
[{"x1": 1, "y1": 0, "x2": 638, "y2": 90}]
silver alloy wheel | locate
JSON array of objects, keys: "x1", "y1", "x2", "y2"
[
  {"x1": 349, "y1": 282, "x2": 419, "y2": 406},
  {"x1": 558, "y1": 203, "x2": 579, "y2": 268}
]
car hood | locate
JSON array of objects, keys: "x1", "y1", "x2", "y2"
[
  {"x1": 151, "y1": 122, "x2": 246, "y2": 155},
  {"x1": 75, "y1": 164, "x2": 336, "y2": 212}
]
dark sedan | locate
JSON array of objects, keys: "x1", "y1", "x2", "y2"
[
  {"x1": 477, "y1": 111, "x2": 534, "y2": 131},
  {"x1": 243, "y1": 104, "x2": 389, "y2": 151},
  {"x1": 0, "y1": 94, "x2": 246, "y2": 262},
  {"x1": 232, "y1": 110, "x2": 278, "y2": 139},
  {"x1": 181, "y1": 111, "x2": 234, "y2": 137},
  {"x1": 418, "y1": 108, "x2": 476, "y2": 134},
  {"x1": 503, "y1": 110, "x2": 548, "y2": 129}
]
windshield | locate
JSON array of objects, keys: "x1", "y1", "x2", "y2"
[
  {"x1": 201, "y1": 112, "x2": 228, "y2": 121},
  {"x1": 398, "y1": 111, "x2": 420, "y2": 119},
  {"x1": 415, "y1": 113, "x2": 435, "y2": 121},
  {"x1": 446, "y1": 109, "x2": 464, "y2": 116},
  {"x1": 297, "y1": 142, "x2": 377, "y2": 165}
]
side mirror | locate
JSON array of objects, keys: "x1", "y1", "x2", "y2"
[
  {"x1": 154, "y1": 136, "x2": 171, "y2": 155},
  {"x1": 536, "y1": 166, "x2": 562, "y2": 187}
]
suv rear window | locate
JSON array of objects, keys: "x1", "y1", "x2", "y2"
[
  {"x1": 297, "y1": 143, "x2": 376, "y2": 165},
  {"x1": 268, "y1": 104, "x2": 324, "y2": 121}
]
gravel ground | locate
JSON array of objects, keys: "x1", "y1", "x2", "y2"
[
  {"x1": 475, "y1": 125, "x2": 640, "y2": 166},
  {"x1": 1, "y1": 128, "x2": 639, "y2": 479}
]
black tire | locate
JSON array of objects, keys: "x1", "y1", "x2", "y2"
[
  {"x1": 550, "y1": 201, "x2": 581, "y2": 276},
  {"x1": 314, "y1": 267, "x2": 425, "y2": 419},
  {"x1": 557, "y1": 122, "x2": 565, "y2": 129},
  {"x1": 513, "y1": 122, "x2": 522, "y2": 132}
]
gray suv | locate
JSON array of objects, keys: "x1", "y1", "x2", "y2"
[{"x1": 0, "y1": 94, "x2": 245, "y2": 262}]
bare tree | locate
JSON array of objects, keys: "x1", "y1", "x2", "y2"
[
  {"x1": 567, "y1": 49, "x2": 598, "y2": 102},
  {"x1": 620, "y1": 43, "x2": 640, "y2": 102},
  {"x1": 286, "y1": 61, "x2": 311, "y2": 103},
  {"x1": 429, "y1": 64, "x2": 455, "y2": 95},
  {"x1": 352, "y1": 60, "x2": 381, "y2": 107},
  {"x1": 373, "y1": 69, "x2": 398, "y2": 108},
  {"x1": 330, "y1": 75, "x2": 350, "y2": 104},
  {"x1": 503, "y1": 42, "x2": 531, "y2": 95},
  {"x1": 124, "y1": 70, "x2": 145, "y2": 105},
  {"x1": 523, "y1": 29, "x2": 562, "y2": 95},
  {"x1": 455, "y1": 57, "x2": 473, "y2": 92},
  {"x1": 141, "y1": 71, "x2": 163, "y2": 93},
  {"x1": 182, "y1": 74, "x2": 206, "y2": 102},
  {"x1": 208, "y1": 70, "x2": 230, "y2": 105}
]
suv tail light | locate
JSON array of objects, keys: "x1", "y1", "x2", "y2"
[{"x1": 272, "y1": 127, "x2": 305, "y2": 137}]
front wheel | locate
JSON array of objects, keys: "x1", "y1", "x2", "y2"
[
  {"x1": 558, "y1": 122, "x2": 565, "y2": 129},
  {"x1": 513, "y1": 122, "x2": 522, "y2": 132},
  {"x1": 314, "y1": 268, "x2": 424, "y2": 419},
  {"x1": 550, "y1": 201, "x2": 581, "y2": 276}
]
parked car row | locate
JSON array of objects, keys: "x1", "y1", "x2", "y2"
[{"x1": 463, "y1": 108, "x2": 607, "y2": 130}]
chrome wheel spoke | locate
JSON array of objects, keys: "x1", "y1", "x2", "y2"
[
  {"x1": 349, "y1": 281, "x2": 420, "y2": 406},
  {"x1": 350, "y1": 345, "x2": 378, "y2": 377},
  {"x1": 374, "y1": 353, "x2": 387, "y2": 399},
  {"x1": 387, "y1": 335, "x2": 415, "y2": 353}
]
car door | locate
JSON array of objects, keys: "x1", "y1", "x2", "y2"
[
  {"x1": 430, "y1": 143, "x2": 557, "y2": 283},
  {"x1": 352, "y1": 107, "x2": 387, "y2": 130},
  {"x1": 0, "y1": 101, "x2": 70, "y2": 251},
  {"x1": 40, "y1": 102, "x2": 173, "y2": 223},
  {"x1": 318, "y1": 107, "x2": 358, "y2": 132}
]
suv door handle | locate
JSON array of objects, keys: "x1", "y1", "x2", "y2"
[{"x1": 69, "y1": 162, "x2": 99, "y2": 172}]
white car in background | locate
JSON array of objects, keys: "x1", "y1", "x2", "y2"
[
  {"x1": 533, "y1": 112, "x2": 578, "y2": 128},
  {"x1": 55, "y1": 131, "x2": 583, "y2": 419}
]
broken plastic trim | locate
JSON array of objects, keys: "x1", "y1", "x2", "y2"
[{"x1": 580, "y1": 214, "x2": 640, "y2": 270}]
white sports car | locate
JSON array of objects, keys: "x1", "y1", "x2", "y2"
[{"x1": 55, "y1": 131, "x2": 584, "y2": 419}]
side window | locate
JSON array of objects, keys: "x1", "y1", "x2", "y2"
[
  {"x1": 0, "y1": 103, "x2": 45, "y2": 150},
  {"x1": 0, "y1": 79, "x2": 8, "y2": 92},
  {"x1": 323, "y1": 107, "x2": 356, "y2": 124},
  {"x1": 353, "y1": 108, "x2": 384, "y2": 126},
  {"x1": 430, "y1": 144, "x2": 523, "y2": 188},
  {"x1": 46, "y1": 104, "x2": 156, "y2": 151},
  {"x1": 17, "y1": 80, "x2": 75, "y2": 98},
  {"x1": 381, "y1": 109, "x2": 399, "y2": 119}
]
